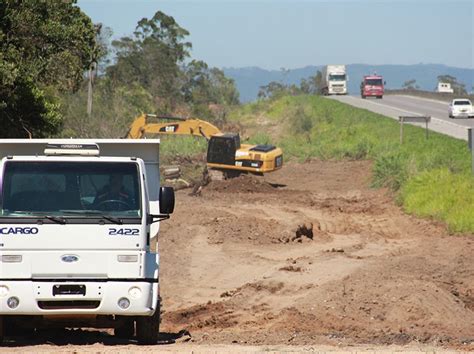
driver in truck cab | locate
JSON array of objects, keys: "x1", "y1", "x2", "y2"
[{"x1": 93, "y1": 174, "x2": 131, "y2": 207}]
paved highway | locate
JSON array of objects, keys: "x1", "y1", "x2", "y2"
[{"x1": 329, "y1": 94, "x2": 474, "y2": 141}]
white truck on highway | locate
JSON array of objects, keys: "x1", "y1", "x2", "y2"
[
  {"x1": 321, "y1": 64, "x2": 348, "y2": 95},
  {"x1": 0, "y1": 139, "x2": 174, "y2": 344}
]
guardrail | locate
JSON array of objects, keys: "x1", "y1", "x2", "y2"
[
  {"x1": 398, "y1": 116, "x2": 431, "y2": 144},
  {"x1": 468, "y1": 128, "x2": 474, "y2": 175}
]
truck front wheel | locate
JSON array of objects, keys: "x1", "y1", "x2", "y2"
[
  {"x1": 0, "y1": 316, "x2": 4, "y2": 345},
  {"x1": 136, "y1": 300, "x2": 160, "y2": 344},
  {"x1": 114, "y1": 318, "x2": 135, "y2": 339}
]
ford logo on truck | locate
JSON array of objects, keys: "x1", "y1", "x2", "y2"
[
  {"x1": 0, "y1": 227, "x2": 39, "y2": 235},
  {"x1": 61, "y1": 255, "x2": 79, "y2": 263}
]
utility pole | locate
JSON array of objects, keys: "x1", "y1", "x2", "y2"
[{"x1": 87, "y1": 23, "x2": 102, "y2": 117}]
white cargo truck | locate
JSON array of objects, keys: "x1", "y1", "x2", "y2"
[
  {"x1": 0, "y1": 139, "x2": 174, "y2": 344},
  {"x1": 321, "y1": 64, "x2": 348, "y2": 95}
]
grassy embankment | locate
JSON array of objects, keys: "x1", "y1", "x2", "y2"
[{"x1": 227, "y1": 95, "x2": 474, "y2": 234}]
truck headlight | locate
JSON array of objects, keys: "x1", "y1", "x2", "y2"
[
  {"x1": 7, "y1": 296, "x2": 20, "y2": 309},
  {"x1": 118, "y1": 297, "x2": 130, "y2": 309},
  {"x1": 0, "y1": 285, "x2": 9, "y2": 297},
  {"x1": 128, "y1": 286, "x2": 142, "y2": 299}
]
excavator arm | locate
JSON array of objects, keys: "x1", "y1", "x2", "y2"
[
  {"x1": 125, "y1": 114, "x2": 222, "y2": 140},
  {"x1": 125, "y1": 113, "x2": 283, "y2": 175}
]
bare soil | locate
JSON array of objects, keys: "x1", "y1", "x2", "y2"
[{"x1": 2, "y1": 160, "x2": 473, "y2": 352}]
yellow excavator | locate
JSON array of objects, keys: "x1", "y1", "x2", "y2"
[{"x1": 125, "y1": 113, "x2": 283, "y2": 177}]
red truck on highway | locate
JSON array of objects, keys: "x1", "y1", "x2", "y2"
[{"x1": 360, "y1": 75, "x2": 385, "y2": 99}]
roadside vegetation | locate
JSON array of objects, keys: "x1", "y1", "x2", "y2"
[
  {"x1": 1, "y1": 2, "x2": 239, "y2": 141},
  {"x1": 230, "y1": 95, "x2": 474, "y2": 233}
]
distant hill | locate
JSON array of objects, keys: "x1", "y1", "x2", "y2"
[{"x1": 223, "y1": 64, "x2": 474, "y2": 102}]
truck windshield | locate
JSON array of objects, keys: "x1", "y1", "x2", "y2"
[
  {"x1": 329, "y1": 74, "x2": 346, "y2": 81},
  {"x1": 0, "y1": 161, "x2": 141, "y2": 218},
  {"x1": 365, "y1": 79, "x2": 383, "y2": 86}
]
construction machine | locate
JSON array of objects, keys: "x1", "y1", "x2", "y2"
[{"x1": 125, "y1": 114, "x2": 283, "y2": 177}]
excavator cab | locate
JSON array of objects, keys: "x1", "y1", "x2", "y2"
[{"x1": 207, "y1": 133, "x2": 240, "y2": 166}]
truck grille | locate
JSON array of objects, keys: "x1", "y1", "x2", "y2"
[{"x1": 38, "y1": 300, "x2": 100, "y2": 310}]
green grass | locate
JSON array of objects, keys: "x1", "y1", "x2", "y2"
[
  {"x1": 231, "y1": 95, "x2": 474, "y2": 233},
  {"x1": 401, "y1": 169, "x2": 474, "y2": 233},
  {"x1": 159, "y1": 135, "x2": 207, "y2": 162}
]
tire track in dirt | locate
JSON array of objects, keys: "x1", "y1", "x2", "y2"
[{"x1": 157, "y1": 160, "x2": 474, "y2": 349}]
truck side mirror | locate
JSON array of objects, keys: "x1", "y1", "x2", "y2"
[
  {"x1": 384, "y1": 81, "x2": 387, "y2": 85},
  {"x1": 159, "y1": 186, "x2": 175, "y2": 214}
]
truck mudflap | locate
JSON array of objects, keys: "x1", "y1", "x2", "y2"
[{"x1": 0, "y1": 280, "x2": 159, "y2": 316}]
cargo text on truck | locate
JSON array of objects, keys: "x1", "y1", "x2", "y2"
[{"x1": 0, "y1": 139, "x2": 174, "y2": 345}]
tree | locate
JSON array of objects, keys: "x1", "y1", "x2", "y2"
[
  {"x1": 59, "y1": 11, "x2": 241, "y2": 138},
  {"x1": 437, "y1": 75, "x2": 466, "y2": 95},
  {"x1": 0, "y1": 0, "x2": 96, "y2": 137},
  {"x1": 257, "y1": 81, "x2": 288, "y2": 100},
  {"x1": 180, "y1": 60, "x2": 239, "y2": 118},
  {"x1": 402, "y1": 79, "x2": 418, "y2": 90},
  {"x1": 300, "y1": 70, "x2": 323, "y2": 95},
  {"x1": 312, "y1": 70, "x2": 323, "y2": 93},
  {"x1": 107, "y1": 11, "x2": 191, "y2": 113}
]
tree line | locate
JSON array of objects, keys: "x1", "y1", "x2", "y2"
[
  {"x1": 257, "y1": 70, "x2": 323, "y2": 100},
  {"x1": 0, "y1": 1, "x2": 240, "y2": 138},
  {"x1": 402, "y1": 75, "x2": 469, "y2": 95}
]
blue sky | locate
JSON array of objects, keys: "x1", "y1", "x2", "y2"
[{"x1": 77, "y1": 0, "x2": 473, "y2": 70}]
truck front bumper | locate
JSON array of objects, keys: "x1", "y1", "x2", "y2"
[{"x1": 0, "y1": 280, "x2": 158, "y2": 316}]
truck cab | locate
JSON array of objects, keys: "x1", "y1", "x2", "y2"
[
  {"x1": 360, "y1": 75, "x2": 385, "y2": 99},
  {"x1": 322, "y1": 65, "x2": 348, "y2": 95},
  {"x1": 0, "y1": 139, "x2": 174, "y2": 344}
]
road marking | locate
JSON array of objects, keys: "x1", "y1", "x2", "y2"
[
  {"x1": 344, "y1": 95, "x2": 424, "y2": 116},
  {"x1": 394, "y1": 94, "x2": 449, "y2": 107}
]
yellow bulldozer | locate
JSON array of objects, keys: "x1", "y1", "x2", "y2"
[{"x1": 125, "y1": 114, "x2": 283, "y2": 178}]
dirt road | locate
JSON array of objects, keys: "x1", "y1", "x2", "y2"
[{"x1": 2, "y1": 160, "x2": 473, "y2": 352}]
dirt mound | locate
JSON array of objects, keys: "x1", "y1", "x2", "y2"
[
  {"x1": 220, "y1": 281, "x2": 285, "y2": 298},
  {"x1": 206, "y1": 215, "x2": 328, "y2": 245},
  {"x1": 165, "y1": 301, "x2": 238, "y2": 331},
  {"x1": 207, "y1": 174, "x2": 277, "y2": 194}
]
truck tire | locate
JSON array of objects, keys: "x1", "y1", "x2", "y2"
[
  {"x1": 361, "y1": 95, "x2": 366, "y2": 99},
  {"x1": 114, "y1": 318, "x2": 135, "y2": 339},
  {"x1": 0, "y1": 316, "x2": 4, "y2": 345},
  {"x1": 136, "y1": 300, "x2": 160, "y2": 344}
]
